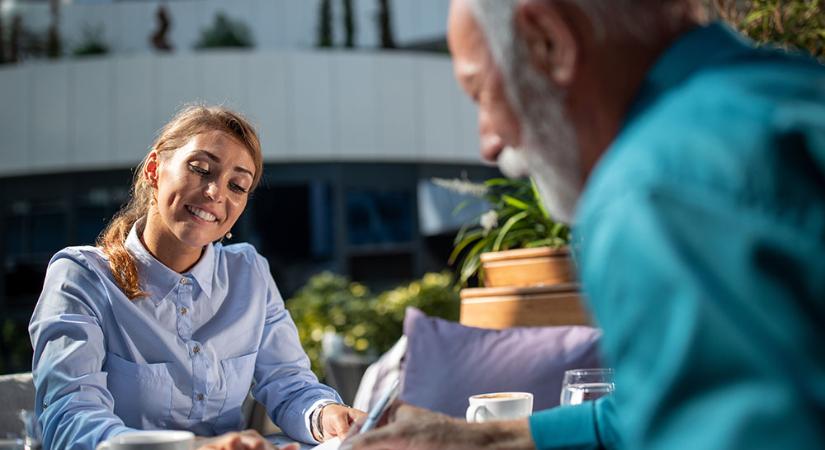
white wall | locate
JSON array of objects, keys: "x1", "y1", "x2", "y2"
[
  {"x1": 7, "y1": 0, "x2": 450, "y2": 55},
  {"x1": 0, "y1": 49, "x2": 482, "y2": 176}
]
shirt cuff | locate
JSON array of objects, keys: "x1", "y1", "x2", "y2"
[
  {"x1": 305, "y1": 399, "x2": 339, "y2": 443},
  {"x1": 529, "y1": 403, "x2": 599, "y2": 450}
]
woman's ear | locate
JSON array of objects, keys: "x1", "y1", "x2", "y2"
[
  {"x1": 144, "y1": 151, "x2": 160, "y2": 188},
  {"x1": 514, "y1": 0, "x2": 578, "y2": 87}
]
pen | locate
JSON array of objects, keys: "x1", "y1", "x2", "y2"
[{"x1": 358, "y1": 377, "x2": 400, "y2": 434}]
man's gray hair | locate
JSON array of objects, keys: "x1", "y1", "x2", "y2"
[{"x1": 468, "y1": 0, "x2": 703, "y2": 44}]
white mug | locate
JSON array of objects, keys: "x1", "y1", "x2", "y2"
[
  {"x1": 96, "y1": 430, "x2": 195, "y2": 450},
  {"x1": 466, "y1": 392, "x2": 533, "y2": 423}
]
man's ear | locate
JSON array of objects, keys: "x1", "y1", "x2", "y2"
[
  {"x1": 514, "y1": 0, "x2": 578, "y2": 87},
  {"x1": 145, "y1": 150, "x2": 160, "y2": 188}
]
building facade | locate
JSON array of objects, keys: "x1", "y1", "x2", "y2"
[{"x1": 0, "y1": 0, "x2": 494, "y2": 373}]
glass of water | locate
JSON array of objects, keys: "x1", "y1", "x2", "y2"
[{"x1": 560, "y1": 368, "x2": 615, "y2": 406}]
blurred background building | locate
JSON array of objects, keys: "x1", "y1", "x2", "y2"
[{"x1": 0, "y1": 0, "x2": 497, "y2": 373}]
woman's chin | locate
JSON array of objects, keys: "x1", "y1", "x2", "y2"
[{"x1": 175, "y1": 232, "x2": 222, "y2": 249}]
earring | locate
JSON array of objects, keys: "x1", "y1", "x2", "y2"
[{"x1": 225, "y1": 231, "x2": 233, "y2": 240}]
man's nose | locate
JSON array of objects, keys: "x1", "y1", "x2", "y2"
[{"x1": 478, "y1": 108, "x2": 505, "y2": 163}]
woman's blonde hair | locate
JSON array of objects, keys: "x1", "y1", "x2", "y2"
[{"x1": 97, "y1": 105, "x2": 263, "y2": 299}]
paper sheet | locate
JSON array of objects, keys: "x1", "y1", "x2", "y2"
[{"x1": 312, "y1": 437, "x2": 341, "y2": 450}]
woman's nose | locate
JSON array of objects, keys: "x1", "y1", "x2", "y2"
[{"x1": 204, "y1": 182, "x2": 223, "y2": 201}]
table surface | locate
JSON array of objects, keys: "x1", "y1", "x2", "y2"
[{"x1": 266, "y1": 433, "x2": 315, "y2": 450}]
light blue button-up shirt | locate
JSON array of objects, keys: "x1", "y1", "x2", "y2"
[{"x1": 29, "y1": 221, "x2": 341, "y2": 450}]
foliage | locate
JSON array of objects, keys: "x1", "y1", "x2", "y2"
[
  {"x1": 288, "y1": 271, "x2": 459, "y2": 379},
  {"x1": 73, "y1": 24, "x2": 108, "y2": 57},
  {"x1": 445, "y1": 177, "x2": 570, "y2": 286},
  {"x1": 316, "y1": 0, "x2": 334, "y2": 48},
  {"x1": 711, "y1": 0, "x2": 825, "y2": 60},
  {"x1": 342, "y1": 0, "x2": 356, "y2": 48},
  {"x1": 1, "y1": 319, "x2": 32, "y2": 374},
  {"x1": 377, "y1": 0, "x2": 396, "y2": 49},
  {"x1": 195, "y1": 12, "x2": 254, "y2": 49},
  {"x1": 315, "y1": 0, "x2": 357, "y2": 48}
]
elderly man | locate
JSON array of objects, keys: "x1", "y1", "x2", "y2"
[{"x1": 348, "y1": 0, "x2": 825, "y2": 449}]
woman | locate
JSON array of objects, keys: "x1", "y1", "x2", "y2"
[{"x1": 29, "y1": 105, "x2": 364, "y2": 450}]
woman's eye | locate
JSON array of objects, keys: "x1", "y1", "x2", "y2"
[
  {"x1": 230, "y1": 183, "x2": 249, "y2": 194},
  {"x1": 188, "y1": 164, "x2": 209, "y2": 176}
]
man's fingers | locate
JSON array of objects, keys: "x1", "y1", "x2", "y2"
[
  {"x1": 392, "y1": 403, "x2": 430, "y2": 423},
  {"x1": 376, "y1": 399, "x2": 406, "y2": 427},
  {"x1": 346, "y1": 424, "x2": 407, "y2": 450}
]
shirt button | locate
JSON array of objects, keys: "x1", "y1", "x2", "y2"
[
  {"x1": 180, "y1": 306, "x2": 188, "y2": 315},
  {"x1": 196, "y1": 393, "x2": 204, "y2": 401},
  {"x1": 180, "y1": 278, "x2": 189, "y2": 285},
  {"x1": 192, "y1": 345, "x2": 201, "y2": 354}
]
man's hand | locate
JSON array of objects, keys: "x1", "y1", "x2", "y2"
[
  {"x1": 319, "y1": 404, "x2": 367, "y2": 441},
  {"x1": 342, "y1": 402, "x2": 534, "y2": 450},
  {"x1": 196, "y1": 430, "x2": 299, "y2": 450}
]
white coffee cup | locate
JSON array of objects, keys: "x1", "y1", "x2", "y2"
[
  {"x1": 96, "y1": 430, "x2": 195, "y2": 450},
  {"x1": 466, "y1": 392, "x2": 534, "y2": 423}
]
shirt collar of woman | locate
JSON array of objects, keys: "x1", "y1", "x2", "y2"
[{"x1": 124, "y1": 217, "x2": 216, "y2": 301}]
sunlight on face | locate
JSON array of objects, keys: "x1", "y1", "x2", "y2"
[
  {"x1": 151, "y1": 130, "x2": 255, "y2": 249},
  {"x1": 451, "y1": 0, "x2": 584, "y2": 224}
]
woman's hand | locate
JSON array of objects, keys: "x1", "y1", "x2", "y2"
[
  {"x1": 319, "y1": 404, "x2": 367, "y2": 441},
  {"x1": 197, "y1": 430, "x2": 299, "y2": 450}
]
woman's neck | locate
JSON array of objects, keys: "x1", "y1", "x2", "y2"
[{"x1": 139, "y1": 213, "x2": 203, "y2": 273}]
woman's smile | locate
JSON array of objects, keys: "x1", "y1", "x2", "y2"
[{"x1": 185, "y1": 204, "x2": 219, "y2": 223}]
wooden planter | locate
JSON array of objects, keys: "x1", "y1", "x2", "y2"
[
  {"x1": 480, "y1": 247, "x2": 574, "y2": 288},
  {"x1": 460, "y1": 283, "x2": 590, "y2": 329}
]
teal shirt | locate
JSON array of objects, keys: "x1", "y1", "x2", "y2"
[{"x1": 529, "y1": 23, "x2": 825, "y2": 449}]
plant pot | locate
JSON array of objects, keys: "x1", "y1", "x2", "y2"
[
  {"x1": 459, "y1": 283, "x2": 590, "y2": 329},
  {"x1": 480, "y1": 247, "x2": 574, "y2": 288}
]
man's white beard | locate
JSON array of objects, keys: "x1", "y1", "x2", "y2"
[
  {"x1": 496, "y1": 87, "x2": 583, "y2": 225},
  {"x1": 470, "y1": 0, "x2": 584, "y2": 224}
]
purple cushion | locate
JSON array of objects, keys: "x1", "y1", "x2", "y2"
[{"x1": 400, "y1": 307, "x2": 602, "y2": 417}]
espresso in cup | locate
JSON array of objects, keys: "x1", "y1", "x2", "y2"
[{"x1": 466, "y1": 392, "x2": 533, "y2": 423}]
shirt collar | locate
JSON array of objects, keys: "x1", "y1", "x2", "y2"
[
  {"x1": 622, "y1": 22, "x2": 754, "y2": 130},
  {"x1": 125, "y1": 218, "x2": 215, "y2": 299}
]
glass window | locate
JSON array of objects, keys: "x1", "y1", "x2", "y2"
[
  {"x1": 251, "y1": 182, "x2": 334, "y2": 260},
  {"x1": 346, "y1": 189, "x2": 413, "y2": 246},
  {"x1": 77, "y1": 206, "x2": 112, "y2": 245},
  {"x1": 31, "y1": 210, "x2": 67, "y2": 255},
  {"x1": 5, "y1": 215, "x2": 26, "y2": 258}
]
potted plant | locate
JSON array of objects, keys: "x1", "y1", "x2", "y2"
[
  {"x1": 445, "y1": 177, "x2": 573, "y2": 288},
  {"x1": 438, "y1": 177, "x2": 588, "y2": 329}
]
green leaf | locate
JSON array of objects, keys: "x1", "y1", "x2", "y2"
[
  {"x1": 448, "y1": 229, "x2": 484, "y2": 264},
  {"x1": 493, "y1": 210, "x2": 529, "y2": 251},
  {"x1": 502, "y1": 195, "x2": 531, "y2": 210},
  {"x1": 530, "y1": 178, "x2": 552, "y2": 219}
]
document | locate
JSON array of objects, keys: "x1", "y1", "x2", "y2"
[{"x1": 312, "y1": 437, "x2": 341, "y2": 450}]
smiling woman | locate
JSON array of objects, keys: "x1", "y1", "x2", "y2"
[
  {"x1": 28, "y1": 105, "x2": 365, "y2": 450},
  {"x1": 99, "y1": 106, "x2": 263, "y2": 298}
]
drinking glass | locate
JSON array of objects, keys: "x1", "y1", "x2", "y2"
[
  {"x1": 560, "y1": 368, "x2": 615, "y2": 406},
  {"x1": 18, "y1": 410, "x2": 41, "y2": 450}
]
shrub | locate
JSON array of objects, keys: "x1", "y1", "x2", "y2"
[
  {"x1": 195, "y1": 12, "x2": 254, "y2": 49},
  {"x1": 288, "y1": 272, "x2": 459, "y2": 379}
]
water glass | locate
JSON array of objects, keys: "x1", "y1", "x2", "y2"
[
  {"x1": 560, "y1": 368, "x2": 615, "y2": 406},
  {"x1": 18, "y1": 410, "x2": 41, "y2": 450}
]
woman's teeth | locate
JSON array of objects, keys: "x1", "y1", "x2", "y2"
[{"x1": 187, "y1": 206, "x2": 217, "y2": 222}]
